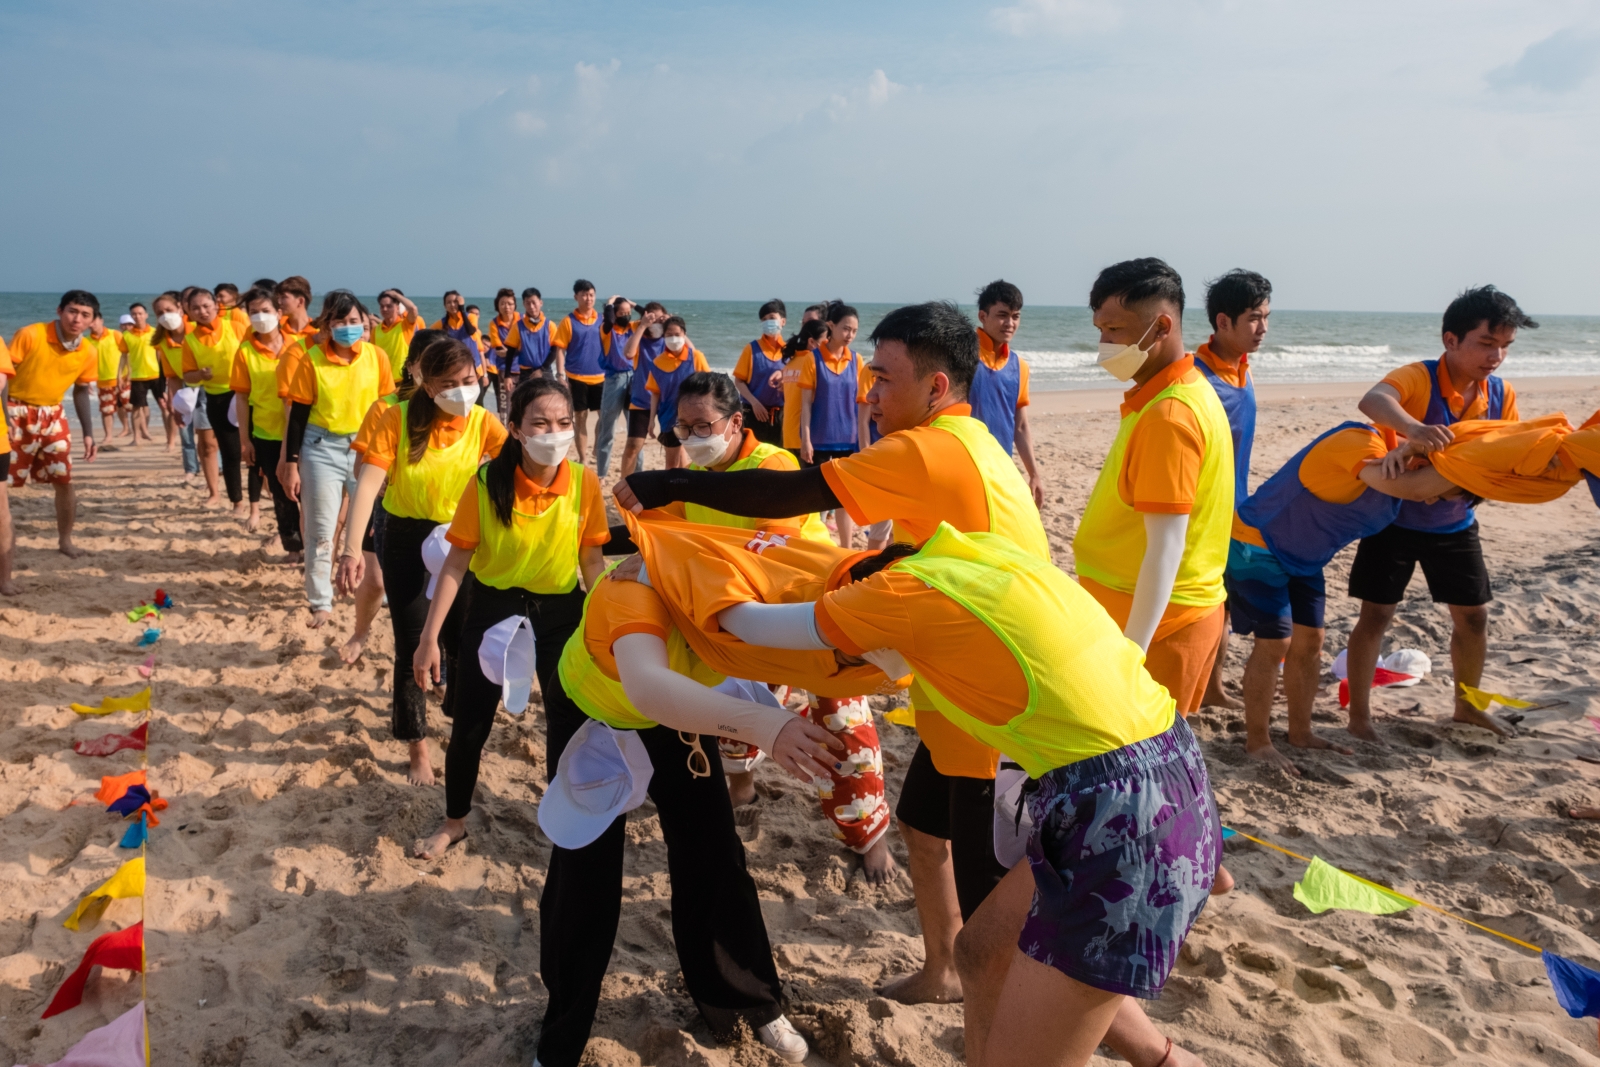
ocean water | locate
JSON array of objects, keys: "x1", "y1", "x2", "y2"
[{"x1": 5, "y1": 292, "x2": 1598, "y2": 390}]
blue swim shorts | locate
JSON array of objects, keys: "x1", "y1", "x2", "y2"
[
  {"x1": 1019, "y1": 716, "x2": 1220, "y2": 999},
  {"x1": 1224, "y1": 538, "x2": 1325, "y2": 640}
]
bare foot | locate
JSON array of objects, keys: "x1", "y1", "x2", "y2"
[
  {"x1": 58, "y1": 542, "x2": 87, "y2": 559},
  {"x1": 413, "y1": 818, "x2": 467, "y2": 859},
  {"x1": 727, "y1": 771, "x2": 757, "y2": 807},
  {"x1": 246, "y1": 509, "x2": 261, "y2": 533},
  {"x1": 1201, "y1": 685, "x2": 1241, "y2": 711},
  {"x1": 880, "y1": 966, "x2": 963, "y2": 1005},
  {"x1": 306, "y1": 609, "x2": 332, "y2": 629},
  {"x1": 1287, "y1": 731, "x2": 1355, "y2": 756},
  {"x1": 232, "y1": 501, "x2": 247, "y2": 519},
  {"x1": 1211, "y1": 863, "x2": 1235, "y2": 896},
  {"x1": 1453, "y1": 707, "x2": 1512, "y2": 738},
  {"x1": 1245, "y1": 740, "x2": 1300, "y2": 776},
  {"x1": 0, "y1": 579, "x2": 20, "y2": 596},
  {"x1": 203, "y1": 493, "x2": 221, "y2": 508},
  {"x1": 340, "y1": 630, "x2": 368, "y2": 665},
  {"x1": 1570, "y1": 807, "x2": 1600, "y2": 820},
  {"x1": 408, "y1": 741, "x2": 435, "y2": 786},
  {"x1": 857, "y1": 836, "x2": 898, "y2": 886}
]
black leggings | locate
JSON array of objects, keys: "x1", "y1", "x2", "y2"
[
  {"x1": 445, "y1": 582, "x2": 584, "y2": 819},
  {"x1": 537, "y1": 699, "x2": 785, "y2": 1067},
  {"x1": 249, "y1": 436, "x2": 303, "y2": 552},
  {"x1": 204, "y1": 391, "x2": 242, "y2": 504},
  {"x1": 383, "y1": 514, "x2": 465, "y2": 741}
]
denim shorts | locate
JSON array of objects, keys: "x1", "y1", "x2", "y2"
[{"x1": 1019, "y1": 716, "x2": 1219, "y2": 999}]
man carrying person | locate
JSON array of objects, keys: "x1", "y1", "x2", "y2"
[
  {"x1": 550, "y1": 279, "x2": 606, "y2": 464},
  {"x1": 3, "y1": 290, "x2": 102, "y2": 559},
  {"x1": 1195, "y1": 269, "x2": 1271, "y2": 709},
  {"x1": 1347, "y1": 285, "x2": 1536, "y2": 737},
  {"x1": 969, "y1": 280, "x2": 1043, "y2": 507}
]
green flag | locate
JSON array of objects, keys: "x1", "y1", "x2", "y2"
[{"x1": 1293, "y1": 856, "x2": 1417, "y2": 915}]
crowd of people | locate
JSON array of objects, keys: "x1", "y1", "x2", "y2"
[{"x1": 2, "y1": 261, "x2": 1596, "y2": 1066}]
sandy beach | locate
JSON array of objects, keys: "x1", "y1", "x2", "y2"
[{"x1": 4, "y1": 375, "x2": 1600, "y2": 1066}]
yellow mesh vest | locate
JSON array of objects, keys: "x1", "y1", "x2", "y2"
[
  {"x1": 93, "y1": 331, "x2": 122, "y2": 382},
  {"x1": 123, "y1": 329, "x2": 159, "y2": 380},
  {"x1": 923, "y1": 414, "x2": 1051, "y2": 561},
  {"x1": 382, "y1": 402, "x2": 487, "y2": 523},
  {"x1": 894, "y1": 524, "x2": 1176, "y2": 778},
  {"x1": 468, "y1": 460, "x2": 585, "y2": 593},
  {"x1": 307, "y1": 342, "x2": 384, "y2": 435},
  {"x1": 683, "y1": 440, "x2": 834, "y2": 544},
  {"x1": 184, "y1": 323, "x2": 242, "y2": 395},
  {"x1": 372, "y1": 320, "x2": 411, "y2": 380},
  {"x1": 1072, "y1": 373, "x2": 1233, "y2": 608},
  {"x1": 240, "y1": 341, "x2": 286, "y2": 441}
]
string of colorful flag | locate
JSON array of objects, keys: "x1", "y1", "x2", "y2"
[
  {"x1": 1222, "y1": 825, "x2": 1600, "y2": 1026},
  {"x1": 30, "y1": 590, "x2": 174, "y2": 1066}
]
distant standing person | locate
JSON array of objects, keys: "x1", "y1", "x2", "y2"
[
  {"x1": 119, "y1": 303, "x2": 161, "y2": 447},
  {"x1": 550, "y1": 279, "x2": 607, "y2": 464},
  {"x1": 642, "y1": 316, "x2": 711, "y2": 471},
  {"x1": 798, "y1": 302, "x2": 870, "y2": 546},
  {"x1": 372, "y1": 288, "x2": 424, "y2": 381},
  {"x1": 505, "y1": 287, "x2": 558, "y2": 384},
  {"x1": 1196, "y1": 268, "x2": 1271, "y2": 711},
  {"x1": 150, "y1": 292, "x2": 190, "y2": 466},
  {"x1": 0, "y1": 333, "x2": 16, "y2": 592},
  {"x1": 732, "y1": 299, "x2": 790, "y2": 446},
  {"x1": 1347, "y1": 285, "x2": 1536, "y2": 738},
  {"x1": 231, "y1": 287, "x2": 302, "y2": 551},
  {"x1": 181, "y1": 288, "x2": 246, "y2": 512},
  {"x1": 3, "y1": 290, "x2": 102, "y2": 558},
  {"x1": 595, "y1": 296, "x2": 638, "y2": 476},
  {"x1": 969, "y1": 280, "x2": 1043, "y2": 506},
  {"x1": 618, "y1": 301, "x2": 670, "y2": 476},
  {"x1": 215, "y1": 283, "x2": 250, "y2": 334}
]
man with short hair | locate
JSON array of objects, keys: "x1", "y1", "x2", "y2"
[
  {"x1": 970, "y1": 280, "x2": 1043, "y2": 506},
  {"x1": 4, "y1": 290, "x2": 103, "y2": 558},
  {"x1": 215, "y1": 283, "x2": 248, "y2": 333},
  {"x1": 1197, "y1": 268, "x2": 1272, "y2": 710},
  {"x1": 733, "y1": 299, "x2": 790, "y2": 447},
  {"x1": 551, "y1": 280, "x2": 606, "y2": 463},
  {"x1": 1348, "y1": 285, "x2": 1535, "y2": 738},
  {"x1": 372, "y1": 288, "x2": 423, "y2": 380},
  {"x1": 88, "y1": 312, "x2": 129, "y2": 445},
  {"x1": 505, "y1": 287, "x2": 558, "y2": 384},
  {"x1": 595, "y1": 296, "x2": 638, "y2": 476}
]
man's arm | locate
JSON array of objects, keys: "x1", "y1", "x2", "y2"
[
  {"x1": 799, "y1": 388, "x2": 815, "y2": 463},
  {"x1": 1013, "y1": 405, "x2": 1043, "y2": 508},
  {"x1": 1358, "y1": 383, "x2": 1452, "y2": 453},
  {"x1": 1358, "y1": 458, "x2": 1458, "y2": 501},
  {"x1": 1124, "y1": 512, "x2": 1186, "y2": 651},
  {"x1": 616, "y1": 465, "x2": 840, "y2": 517},
  {"x1": 72, "y1": 382, "x2": 97, "y2": 461}
]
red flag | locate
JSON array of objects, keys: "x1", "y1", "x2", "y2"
[
  {"x1": 1337, "y1": 668, "x2": 1415, "y2": 708},
  {"x1": 41, "y1": 922, "x2": 143, "y2": 1019},
  {"x1": 73, "y1": 723, "x2": 148, "y2": 758}
]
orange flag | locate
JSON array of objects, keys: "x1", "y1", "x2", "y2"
[{"x1": 93, "y1": 770, "x2": 147, "y2": 806}]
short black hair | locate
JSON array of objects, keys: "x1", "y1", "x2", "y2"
[
  {"x1": 976, "y1": 279, "x2": 1023, "y2": 313},
  {"x1": 251, "y1": 277, "x2": 278, "y2": 292},
  {"x1": 676, "y1": 371, "x2": 742, "y2": 418},
  {"x1": 1204, "y1": 269, "x2": 1272, "y2": 329},
  {"x1": 1089, "y1": 258, "x2": 1185, "y2": 317},
  {"x1": 573, "y1": 279, "x2": 595, "y2": 294},
  {"x1": 240, "y1": 286, "x2": 275, "y2": 311},
  {"x1": 868, "y1": 301, "x2": 979, "y2": 397},
  {"x1": 128, "y1": 302, "x2": 147, "y2": 312},
  {"x1": 848, "y1": 542, "x2": 919, "y2": 583},
  {"x1": 521, "y1": 287, "x2": 542, "y2": 302},
  {"x1": 804, "y1": 302, "x2": 829, "y2": 319},
  {"x1": 215, "y1": 282, "x2": 240, "y2": 299},
  {"x1": 758, "y1": 299, "x2": 787, "y2": 320},
  {"x1": 59, "y1": 289, "x2": 100, "y2": 315},
  {"x1": 1442, "y1": 285, "x2": 1538, "y2": 341}
]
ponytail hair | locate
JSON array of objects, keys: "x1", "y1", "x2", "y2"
[
  {"x1": 405, "y1": 337, "x2": 478, "y2": 464},
  {"x1": 486, "y1": 376, "x2": 573, "y2": 527},
  {"x1": 783, "y1": 318, "x2": 829, "y2": 363}
]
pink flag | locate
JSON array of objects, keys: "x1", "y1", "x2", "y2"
[
  {"x1": 15, "y1": 1001, "x2": 145, "y2": 1067},
  {"x1": 72, "y1": 724, "x2": 148, "y2": 758}
]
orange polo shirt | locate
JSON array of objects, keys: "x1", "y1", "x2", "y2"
[
  {"x1": 644, "y1": 346, "x2": 712, "y2": 394},
  {"x1": 359, "y1": 403, "x2": 507, "y2": 472},
  {"x1": 1232, "y1": 426, "x2": 1398, "y2": 547},
  {"x1": 284, "y1": 343, "x2": 396, "y2": 408},
  {"x1": 581, "y1": 576, "x2": 676, "y2": 681},
  {"x1": 1381, "y1": 359, "x2": 1519, "y2": 424},
  {"x1": 551, "y1": 308, "x2": 604, "y2": 385},
  {"x1": 5, "y1": 322, "x2": 99, "y2": 406},
  {"x1": 445, "y1": 460, "x2": 609, "y2": 550},
  {"x1": 351, "y1": 397, "x2": 392, "y2": 457},
  {"x1": 227, "y1": 333, "x2": 285, "y2": 393},
  {"x1": 733, "y1": 335, "x2": 787, "y2": 387},
  {"x1": 976, "y1": 329, "x2": 1031, "y2": 407},
  {"x1": 502, "y1": 313, "x2": 552, "y2": 353},
  {"x1": 1194, "y1": 341, "x2": 1249, "y2": 388}
]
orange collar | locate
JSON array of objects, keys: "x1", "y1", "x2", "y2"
[
  {"x1": 523, "y1": 313, "x2": 545, "y2": 330},
  {"x1": 570, "y1": 308, "x2": 599, "y2": 325},
  {"x1": 192, "y1": 319, "x2": 229, "y2": 344},
  {"x1": 1122, "y1": 354, "x2": 1195, "y2": 417},
  {"x1": 755, "y1": 334, "x2": 785, "y2": 357},
  {"x1": 318, "y1": 341, "x2": 362, "y2": 366},
  {"x1": 818, "y1": 343, "x2": 855, "y2": 373},
  {"x1": 47, "y1": 321, "x2": 85, "y2": 350},
  {"x1": 1434, "y1": 355, "x2": 1488, "y2": 415},
  {"x1": 1196, "y1": 340, "x2": 1248, "y2": 380},
  {"x1": 515, "y1": 460, "x2": 571, "y2": 499},
  {"x1": 977, "y1": 328, "x2": 1011, "y2": 368},
  {"x1": 127, "y1": 325, "x2": 153, "y2": 337},
  {"x1": 733, "y1": 428, "x2": 760, "y2": 462},
  {"x1": 248, "y1": 332, "x2": 284, "y2": 356},
  {"x1": 655, "y1": 345, "x2": 695, "y2": 370},
  {"x1": 920, "y1": 402, "x2": 972, "y2": 427}
]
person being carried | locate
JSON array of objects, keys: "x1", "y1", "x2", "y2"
[{"x1": 968, "y1": 280, "x2": 1043, "y2": 506}]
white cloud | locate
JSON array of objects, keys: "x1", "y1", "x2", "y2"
[
  {"x1": 1487, "y1": 27, "x2": 1600, "y2": 93},
  {"x1": 866, "y1": 69, "x2": 904, "y2": 106},
  {"x1": 511, "y1": 110, "x2": 545, "y2": 135},
  {"x1": 989, "y1": 0, "x2": 1120, "y2": 36}
]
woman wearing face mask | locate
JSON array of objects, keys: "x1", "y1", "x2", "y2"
[
  {"x1": 641, "y1": 316, "x2": 710, "y2": 472},
  {"x1": 732, "y1": 299, "x2": 789, "y2": 447},
  {"x1": 798, "y1": 302, "x2": 869, "y2": 546},
  {"x1": 180, "y1": 288, "x2": 245, "y2": 511},
  {"x1": 337, "y1": 337, "x2": 506, "y2": 786},
  {"x1": 281, "y1": 290, "x2": 397, "y2": 628},
  {"x1": 150, "y1": 292, "x2": 188, "y2": 462},
  {"x1": 229, "y1": 287, "x2": 303, "y2": 551},
  {"x1": 618, "y1": 301, "x2": 670, "y2": 477},
  {"x1": 410, "y1": 376, "x2": 606, "y2": 858}
]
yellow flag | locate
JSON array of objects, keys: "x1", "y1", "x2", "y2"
[
  {"x1": 70, "y1": 687, "x2": 152, "y2": 716},
  {"x1": 63, "y1": 856, "x2": 146, "y2": 931},
  {"x1": 1292, "y1": 856, "x2": 1416, "y2": 916},
  {"x1": 884, "y1": 707, "x2": 916, "y2": 727},
  {"x1": 1458, "y1": 683, "x2": 1535, "y2": 713}
]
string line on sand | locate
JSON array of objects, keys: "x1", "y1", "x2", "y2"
[{"x1": 1224, "y1": 827, "x2": 1544, "y2": 954}]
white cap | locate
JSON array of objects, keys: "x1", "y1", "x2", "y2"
[
  {"x1": 538, "y1": 718, "x2": 653, "y2": 848},
  {"x1": 1380, "y1": 648, "x2": 1430, "y2": 684},
  {"x1": 992, "y1": 763, "x2": 1033, "y2": 869},
  {"x1": 478, "y1": 614, "x2": 535, "y2": 714},
  {"x1": 118, "y1": 313, "x2": 135, "y2": 326},
  {"x1": 421, "y1": 525, "x2": 452, "y2": 598},
  {"x1": 171, "y1": 387, "x2": 200, "y2": 426},
  {"x1": 227, "y1": 394, "x2": 240, "y2": 428}
]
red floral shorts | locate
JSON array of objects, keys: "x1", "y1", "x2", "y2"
[{"x1": 6, "y1": 402, "x2": 73, "y2": 486}]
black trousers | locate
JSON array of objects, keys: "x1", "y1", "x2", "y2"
[
  {"x1": 445, "y1": 583, "x2": 584, "y2": 819},
  {"x1": 203, "y1": 390, "x2": 243, "y2": 504},
  {"x1": 895, "y1": 741, "x2": 1008, "y2": 920},
  {"x1": 249, "y1": 436, "x2": 303, "y2": 552},
  {"x1": 383, "y1": 514, "x2": 466, "y2": 741},
  {"x1": 537, "y1": 701, "x2": 785, "y2": 1067}
]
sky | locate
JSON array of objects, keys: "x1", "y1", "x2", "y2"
[{"x1": 3, "y1": 1, "x2": 1599, "y2": 313}]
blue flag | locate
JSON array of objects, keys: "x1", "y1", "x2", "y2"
[
  {"x1": 119, "y1": 813, "x2": 148, "y2": 849},
  {"x1": 107, "y1": 784, "x2": 150, "y2": 816},
  {"x1": 1221, "y1": 827, "x2": 1238, "y2": 840},
  {"x1": 1544, "y1": 951, "x2": 1600, "y2": 1018}
]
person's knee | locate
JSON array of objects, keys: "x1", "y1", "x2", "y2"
[
  {"x1": 1287, "y1": 626, "x2": 1325, "y2": 663},
  {"x1": 1354, "y1": 601, "x2": 1397, "y2": 630},
  {"x1": 1451, "y1": 605, "x2": 1489, "y2": 635},
  {"x1": 1249, "y1": 636, "x2": 1291, "y2": 664}
]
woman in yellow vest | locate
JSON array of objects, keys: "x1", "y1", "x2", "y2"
[
  {"x1": 87, "y1": 313, "x2": 127, "y2": 446},
  {"x1": 149, "y1": 291, "x2": 193, "y2": 471},
  {"x1": 336, "y1": 336, "x2": 506, "y2": 786},
  {"x1": 281, "y1": 290, "x2": 396, "y2": 626},
  {"x1": 180, "y1": 288, "x2": 245, "y2": 511},
  {"x1": 228, "y1": 286, "x2": 302, "y2": 556},
  {"x1": 119, "y1": 303, "x2": 161, "y2": 447},
  {"x1": 405, "y1": 375, "x2": 607, "y2": 857}
]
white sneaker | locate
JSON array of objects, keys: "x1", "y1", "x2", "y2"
[{"x1": 757, "y1": 1015, "x2": 808, "y2": 1064}]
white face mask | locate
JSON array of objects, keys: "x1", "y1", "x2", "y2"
[
  {"x1": 647, "y1": 324, "x2": 664, "y2": 339},
  {"x1": 761, "y1": 317, "x2": 783, "y2": 337},
  {"x1": 682, "y1": 429, "x2": 733, "y2": 468},
  {"x1": 434, "y1": 382, "x2": 480, "y2": 416},
  {"x1": 1096, "y1": 318, "x2": 1160, "y2": 382},
  {"x1": 249, "y1": 311, "x2": 279, "y2": 334},
  {"x1": 663, "y1": 334, "x2": 686, "y2": 353},
  {"x1": 157, "y1": 311, "x2": 183, "y2": 331},
  {"x1": 523, "y1": 429, "x2": 574, "y2": 466}
]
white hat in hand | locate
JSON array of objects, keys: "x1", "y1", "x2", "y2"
[
  {"x1": 538, "y1": 718, "x2": 653, "y2": 849},
  {"x1": 479, "y1": 614, "x2": 536, "y2": 714},
  {"x1": 421, "y1": 526, "x2": 452, "y2": 599},
  {"x1": 171, "y1": 387, "x2": 200, "y2": 427}
]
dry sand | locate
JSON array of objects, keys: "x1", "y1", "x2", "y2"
[{"x1": 4, "y1": 376, "x2": 1600, "y2": 1066}]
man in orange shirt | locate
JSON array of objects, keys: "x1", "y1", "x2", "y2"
[
  {"x1": 1195, "y1": 269, "x2": 1272, "y2": 709},
  {"x1": 4, "y1": 290, "x2": 102, "y2": 559},
  {"x1": 969, "y1": 280, "x2": 1043, "y2": 506},
  {"x1": 1349, "y1": 285, "x2": 1536, "y2": 737}
]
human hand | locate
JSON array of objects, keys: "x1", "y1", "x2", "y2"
[
  {"x1": 1406, "y1": 423, "x2": 1454, "y2": 453},
  {"x1": 413, "y1": 639, "x2": 442, "y2": 690},
  {"x1": 608, "y1": 554, "x2": 644, "y2": 582},
  {"x1": 335, "y1": 552, "x2": 364, "y2": 596},
  {"x1": 750, "y1": 399, "x2": 769, "y2": 422},
  {"x1": 240, "y1": 437, "x2": 256, "y2": 466},
  {"x1": 281, "y1": 462, "x2": 301, "y2": 502},
  {"x1": 769, "y1": 716, "x2": 846, "y2": 782},
  {"x1": 1029, "y1": 471, "x2": 1044, "y2": 509},
  {"x1": 82, "y1": 436, "x2": 98, "y2": 462}
]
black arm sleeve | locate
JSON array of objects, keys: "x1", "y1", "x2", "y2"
[
  {"x1": 285, "y1": 402, "x2": 312, "y2": 462},
  {"x1": 604, "y1": 524, "x2": 638, "y2": 556},
  {"x1": 622, "y1": 466, "x2": 841, "y2": 518}
]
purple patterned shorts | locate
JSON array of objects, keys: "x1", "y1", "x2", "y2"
[{"x1": 1018, "y1": 716, "x2": 1219, "y2": 999}]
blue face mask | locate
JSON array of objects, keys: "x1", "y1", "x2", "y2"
[{"x1": 331, "y1": 324, "x2": 364, "y2": 347}]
